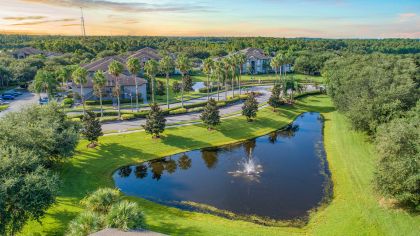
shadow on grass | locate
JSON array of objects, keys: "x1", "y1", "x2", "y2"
[{"x1": 162, "y1": 133, "x2": 211, "y2": 150}]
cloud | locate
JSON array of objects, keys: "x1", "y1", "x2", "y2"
[
  {"x1": 21, "y1": 0, "x2": 211, "y2": 13},
  {"x1": 11, "y1": 18, "x2": 76, "y2": 26},
  {"x1": 398, "y1": 13, "x2": 417, "y2": 22},
  {"x1": 3, "y1": 16, "x2": 47, "y2": 21}
]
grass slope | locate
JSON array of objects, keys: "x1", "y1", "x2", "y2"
[{"x1": 22, "y1": 95, "x2": 419, "y2": 235}]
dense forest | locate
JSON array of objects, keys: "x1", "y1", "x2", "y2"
[{"x1": 0, "y1": 35, "x2": 419, "y2": 88}]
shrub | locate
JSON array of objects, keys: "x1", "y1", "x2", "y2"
[
  {"x1": 200, "y1": 98, "x2": 220, "y2": 130},
  {"x1": 99, "y1": 116, "x2": 119, "y2": 122},
  {"x1": 63, "y1": 98, "x2": 74, "y2": 107},
  {"x1": 169, "y1": 108, "x2": 187, "y2": 115},
  {"x1": 189, "y1": 107, "x2": 204, "y2": 113},
  {"x1": 121, "y1": 114, "x2": 135, "y2": 120},
  {"x1": 66, "y1": 211, "x2": 103, "y2": 236},
  {"x1": 81, "y1": 111, "x2": 103, "y2": 145},
  {"x1": 143, "y1": 103, "x2": 166, "y2": 138},
  {"x1": 81, "y1": 188, "x2": 121, "y2": 214},
  {"x1": 242, "y1": 93, "x2": 259, "y2": 122},
  {"x1": 105, "y1": 201, "x2": 145, "y2": 231}
]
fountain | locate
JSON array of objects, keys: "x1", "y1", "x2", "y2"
[{"x1": 229, "y1": 142, "x2": 263, "y2": 181}]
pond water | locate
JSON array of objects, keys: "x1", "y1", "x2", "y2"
[
  {"x1": 113, "y1": 112, "x2": 332, "y2": 221},
  {"x1": 192, "y1": 82, "x2": 205, "y2": 92}
]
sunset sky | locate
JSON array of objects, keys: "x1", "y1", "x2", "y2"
[{"x1": 0, "y1": 0, "x2": 419, "y2": 38}]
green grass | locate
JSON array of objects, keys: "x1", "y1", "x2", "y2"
[
  {"x1": 0, "y1": 104, "x2": 9, "y2": 112},
  {"x1": 21, "y1": 95, "x2": 419, "y2": 236}
]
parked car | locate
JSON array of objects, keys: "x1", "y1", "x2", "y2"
[
  {"x1": 39, "y1": 97, "x2": 49, "y2": 105},
  {"x1": 0, "y1": 98, "x2": 10, "y2": 105},
  {"x1": 2, "y1": 94, "x2": 15, "y2": 100}
]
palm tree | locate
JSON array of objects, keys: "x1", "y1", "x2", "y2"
[
  {"x1": 93, "y1": 70, "x2": 106, "y2": 117},
  {"x1": 175, "y1": 54, "x2": 191, "y2": 108},
  {"x1": 108, "y1": 60, "x2": 124, "y2": 119},
  {"x1": 270, "y1": 54, "x2": 280, "y2": 83},
  {"x1": 72, "y1": 66, "x2": 88, "y2": 114},
  {"x1": 57, "y1": 65, "x2": 72, "y2": 89},
  {"x1": 203, "y1": 58, "x2": 214, "y2": 100},
  {"x1": 126, "y1": 57, "x2": 141, "y2": 111},
  {"x1": 214, "y1": 61, "x2": 224, "y2": 101},
  {"x1": 32, "y1": 69, "x2": 57, "y2": 99},
  {"x1": 222, "y1": 58, "x2": 231, "y2": 100},
  {"x1": 235, "y1": 54, "x2": 246, "y2": 95},
  {"x1": 144, "y1": 59, "x2": 159, "y2": 103},
  {"x1": 159, "y1": 55, "x2": 175, "y2": 109},
  {"x1": 228, "y1": 56, "x2": 237, "y2": 97}
]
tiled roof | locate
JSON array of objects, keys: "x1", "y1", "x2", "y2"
[
  {"x1": 82, "y1": 55, "x2": 127, "y2": 72},
  {"x1": 127, "y1": 47, "x2": 162, "y2": 62},
  {"x1": 235, "y1": 48, "x2": 271, "y2": 60},
  {"x1": 12, "y1": 47, "x2": 62, "y2": 57}
]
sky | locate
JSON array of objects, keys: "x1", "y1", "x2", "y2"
[{"x1": 0, "y1": 0, "x2": 419, "y2": 38}]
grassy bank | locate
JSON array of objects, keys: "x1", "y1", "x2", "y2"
[{"x1": 22, "y1": 95, "x2": 419, "y2": 235}]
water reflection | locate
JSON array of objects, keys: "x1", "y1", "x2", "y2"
[{"x1": 114, "y1": 112, "x2": 331, "y2": 221}]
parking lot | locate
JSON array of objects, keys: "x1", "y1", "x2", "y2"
[{"x1": 0, "y1": 91, "x2": 40, "y2": 117}]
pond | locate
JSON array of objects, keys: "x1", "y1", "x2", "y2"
[
  {"x1": 113, "y1": 112, "x2": 332, "y2": 222},
  {"x1": 192, "y1": 82, "x2": 205, "y2": 92}
]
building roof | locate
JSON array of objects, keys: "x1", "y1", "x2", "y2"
[
  {"x1": 235, "y1": 48, "x2": 271, "y2": 60},
  {"x1": 127, "y1": 47, "x2": 162, "y2": 62},
  {"x1": 12, "y1": 47, "x2": 62, "y2": 57},
  {"x1": 82, "y1": 55, "x2": 127, "y2": 73},
  {"x1": 89, "y1": 228, "x2": 166, "y2": 236}
]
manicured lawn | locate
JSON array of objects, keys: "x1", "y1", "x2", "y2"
[
  {"x1": 0, "y1": 105, "x2": 9, "y2": 112},
  {"x1": 22, "y1": 95, "x2": 419, "y2": 235}
]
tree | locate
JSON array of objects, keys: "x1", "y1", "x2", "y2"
[
  {"x1": 324, "y1": 54, "x2": 418, "y2": 133},
  {"x1": 270, "y1": 53, "x2": 283, "y2": 82},
  {"x1": 183, "y1": 75, "x2": 194, "y2": 92},
  {"x1": 72, "y1": 66, "x2": 88, "y2": 114},
  {"x1": 0, "y1": 66, "x2": 12, "y2": 88},
  {"x1": 214, "y1": 61, "x2": 224, "y2": 101},
  {"x1": 142, "y1": 103, "x2": 166, "y2": 138},
  {"x1": 156, "y1": 80, "x2": 165, "y2": 96},
  {"x1": 172, "y1": 81, "x2": 181, "y2": 94},
  {"x1": 222, "y1": 57, "x2": 232, "y2": 99},
  {"x1": 228, "y1": 56, "x2": 237, "y2": 96},
  {"x1": 81, "y1": 111, "x2": 103, "y2": 148},
  {"x1": 242, "y1": 93, "x2": 258, "y2": 121},
  {"x1": 176, "y1": 54, "x2": 191, "y2": 108},
  {"x1": 93, "y1": 70, "x2": 106, "y2": 117},
  {"x1": 203, "y1": 58, "x2": 214, "y2": 100},
  {"x1": 81, "y1": 188, "x2": 121, "y2": 214},
  {"x1": 235, "y1": 54, "x2": 246, "y2": 95},
  {"x1": 200, "y1": 98, "x2": 220, "y2": 130},
  {"x1": 0, "y1": 103, "x2": 80, "y2": 164},
  {"x1": 31, "y1": 69, "x2": 57, "y2": 100},
  {"x1": 108, "y1": 60, "x2": 124, "y2": 119},
  {"x1": 159, "y1": 55, "x2": 175, "y2": 109},
  {"x1": 126, "y1": 57, "x2": 142, "y2": 111},
  {"x1": 0, "y1": 147, "x2": 58, "y2": 236},
  {"x1": 57, "y1": 65, "x2": 73, "y2": 89},
  {"x1": 268, "y1": 83, "x2": 284, "y2": 111},
  {"x1": 144, "y1": 59, "x2": 159, "y2": 103},
  {"x1": 374, "y1": 106, "x2": 420, "y2": 210}
]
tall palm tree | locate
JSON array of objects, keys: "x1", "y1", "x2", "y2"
[
  {"x1": 32, "y1": 69, "x2": 57, "y2": 100},
  {"x1": 144, "y1": 59, "x2": 159, "y2": 103},
  {"x1": 222, "y1": 58, "x2": 231, "y2": 100},
  {"x1": 214, "y1": 61, "x2": 224, "y2": 101},
  {"x1": 126, "y1": 57, "x2": 141, "y2": 111},
  {"x1": 57, "y1": 65, "x2": 72, "y2": 89},
  {"x1": 175, "y1": 54, "x2": 191, "y2": 108},
  {"x1": 108, "y1": 60, "x2": 124, "y2": 119},
  {"x1": 235, "y1": 54, "x2": 246, "y2": 95},
  {"x1": 228, "y1": 56, "x2": 237, "y2": 97},
  {"x1": 270, "y1": 54, "x2": 280, "y2": 83},
  {"x1": 72, "y1": 66, "x2": 88, "y2": 114},
  {"x1": 159, "y1": 55, "x2": 175, "y2": 109},
  {"x1": 202, "y1": 58, "x2": 214, "y2": 100},
  {"x1": 93, "y1": 70, "x2": 106, "y2": 117}
]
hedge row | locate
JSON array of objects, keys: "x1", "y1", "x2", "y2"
[{"x1": 84, "y1": 98, "x2": 143, "y2": 106}]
